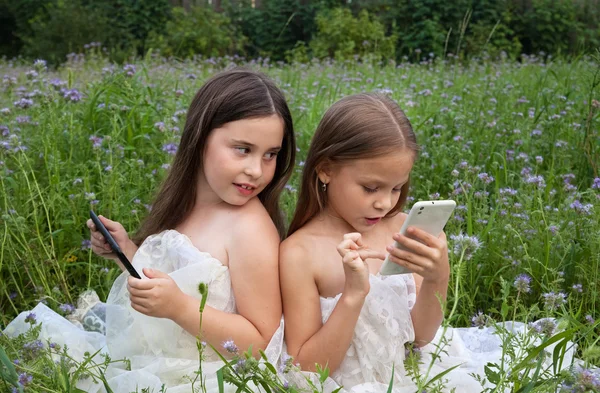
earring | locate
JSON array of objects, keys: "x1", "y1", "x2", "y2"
[{"x1": 322, "y1": 182, "x2": 327, "y2": 192}]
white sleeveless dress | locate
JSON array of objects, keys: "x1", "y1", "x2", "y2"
[
  {"x1": 286, "y1": 274, "x2": 576, "y2": 392},
  {"x1": 3, "y1": 230, "x2": 284, "y2": 393}
]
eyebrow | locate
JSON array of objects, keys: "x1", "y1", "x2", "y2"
[
  {"x1": 231, "y1": 139, "x2": 282, "y2": 150},
  {"x1": 359, "y1": 177, "x2": 409, "y2": 187}
]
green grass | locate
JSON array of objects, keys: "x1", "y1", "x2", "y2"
[{"x1": 0, "y1": 52, "x2": 599, "y2": 391}]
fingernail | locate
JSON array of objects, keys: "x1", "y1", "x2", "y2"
[{"x1": 386, "y1": 246, "x2": 393, "y2": 251}]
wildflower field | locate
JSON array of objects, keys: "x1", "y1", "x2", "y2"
[{"x1": 0, "y1": 50, "x2": 599, "y2": 391}]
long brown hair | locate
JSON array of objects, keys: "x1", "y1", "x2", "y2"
[
  {"x1": 287, "y1": 93, "x2": 418, "y2": 236},
  {"x1": 134, "y1": 68, "x2": 295, "y2": 243}
]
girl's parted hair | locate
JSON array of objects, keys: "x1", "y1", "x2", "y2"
[
  {"x1": 287, "y1": 93, "x2": 418, "y2": 236},
  {"x1": 134, "y1": 68, "x2": 295, "y2": 243}
]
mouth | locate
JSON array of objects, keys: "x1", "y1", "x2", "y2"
[
  {"x1": 365, "y1": 217, "x2": 382, "y2": 225},
  {"x1": 234, "y1": 183, "x2": 257, "y2": 196}
]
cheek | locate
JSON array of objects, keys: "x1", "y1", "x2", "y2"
[{"x1": 263, "y1": 161, "x2": 278, "y2": 183}]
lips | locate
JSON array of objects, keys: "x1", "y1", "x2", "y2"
[
  {"x1": 365, "y1": 217, "x2": 382, "y2": 225},
  {"x1": 234, "y1": 183, "x2": 257, "y2": 196}
]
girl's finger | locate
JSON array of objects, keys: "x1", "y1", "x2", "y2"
[
  {"x1": 404, "y1": 227, "x2": 442, "y2": 248},
  {"x1": 392, "y1": 234, "x2": 436, "y2": 259},
  {"x1": 358, "y1": 249, "x2": 385, "y2": 261},
  {"x1": 388, "y1": 256, "x2": 422, "y2": 275},
  {"x1": 127, "y1": 286, "x2": 151, "y2": 299},
  {"x1": 130, "y1": 301, "x2": 150, "y2": 314},
  {"x1": 386, "y1": 247, "x2": 430, "y2": 268},
  {"x1": 342, "y1": 233, "x2": 363, "y2": 247},
  {"x1": 127, "y1": 276, "x2": 155, "y2": 290}
]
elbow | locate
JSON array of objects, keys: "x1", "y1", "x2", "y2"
[{"x1": 292, "y1": 346, "x2": 339, "y2": 374}]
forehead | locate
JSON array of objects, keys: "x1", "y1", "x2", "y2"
[
  {"x1": 337, "y1": 151, "x2": 414, "y2": 183},
  {"x1": 213, "y1": 115, "x2": 284, "y2": 146}
]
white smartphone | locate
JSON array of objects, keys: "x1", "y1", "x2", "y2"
[{"x1": 379, "y1": 200, "x2": 456, "y2": 275}]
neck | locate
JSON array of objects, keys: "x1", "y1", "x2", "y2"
[{"x1": 317, "y1": 208, "x2": 357, "y2": 236}]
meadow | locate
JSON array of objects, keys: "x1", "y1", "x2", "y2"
[{"x1": 0, "y1": 50, "x2": 599, "y2": 391}]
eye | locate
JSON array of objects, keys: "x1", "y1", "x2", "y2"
[
  {"x1": 363, "y1": 186, "x2": 378, "y2": 194},
  {"x1": 264, "y1": 152, "x2": 278, "y2": 160},
  {"x1": 235, "y1": 147, "x2": 250, "y2": 154},
  {"x1": 392, "y1": 188, "x2": 402, "y2": 193}
]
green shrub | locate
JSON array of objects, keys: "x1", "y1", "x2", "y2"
[
  {"x1": 309, "y1": 7, "x2": 397, "y2": 61},
  {"x1": 19, "y1": 0, "x2": 113, "y2": 65},
  {"x1": 146, "y1": 6, "x2": 246, "y2": 58}
]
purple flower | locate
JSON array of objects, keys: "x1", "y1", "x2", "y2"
[
  {"x1": 123, "y1": 64, "x2": 136, "y2": 77},
  {"x1": 89, "y1": 135, "x2": 103, "y2": 148},
  {"x1": 477, "y1": 172, "x2": 494, "y2": 184},
  {"x1": 570, "y1": 200, "x2": 593, "y2": 215},
  {"x1": 585, "y1": 315, "x2": 595, "y2": 324},
  {"x1": 449, "y1": 233, "x2": 482, "y2": 260},
  {"x1": 542, "y1": 291, "x2": 567, "y2": 311},
  {"x1": 530, "y1": 318, "x2": 557, "y2": 336},
  {"x1": 49, "y1": 78, "x2": 67, "y2": 90},
  {"x1": 525, "y1": 174, "x2": 546, "y2": 188},
  {"x1": 471, "y1": 311, "x2": 492, "y2": 328},
  {"x1": 62, "y1": 88, "x2": 83, "y2": 102},
  {"x1": 18, "y1": 372, "x2": 33, "y2": 385},
  {"x1": 34, "y1": 59, "x2": 47, "y2": 70},
  {"x1": 572, "y1": 284, "x2": 583, "y2": 293},
  {"x1": 514, "y1": 274, "x2": 532, "y2": 294},
  {"x1": 81, "y1": 239, "x2": 92, "y2": 250},
  {"x1": 592, "y1": 178, "x2": 600, "y2": 190},
  {"x1": 162, "y1": 143, "x2": 178, "y2": 155},
  {"x1": 14, "y1": 98, "x2": 34, "y2": 109},
  {"x1": 22, "y1": 340, "x2": 44, "y2": 359},
  {"x1": 24, "y1": 312, "x2": 36, "y2": 324},
  {"x1": 59, "y1": 303, "x2": 75, "y2": 314},
  {"x1": 154, "y1": 122, "x2": 166, "y2": 132},
  {"x1": 222, "y1": 340, "x2": 238, "y2": 354}
]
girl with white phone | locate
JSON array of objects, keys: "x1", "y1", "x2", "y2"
[{"x1": 279, "y1": 94, "x2": 571, "y2": 392}]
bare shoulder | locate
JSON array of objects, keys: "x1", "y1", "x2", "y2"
[
  {"x1": 226, "y1": 198, "x2": 280, "y2": 267},
  {"x1": 231, "y1": 198, "x2": 279, "y2": 242},
  {"x1": 280, "y1": 227, "x2": 318, "y2": 273}
]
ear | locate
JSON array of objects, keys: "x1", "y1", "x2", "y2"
[{"x1": 316, "y1": 160, "x2": 333, "y2": 185}]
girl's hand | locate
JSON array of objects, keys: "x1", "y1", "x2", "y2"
[
  {"x1": 127, "y1": 268, "x2": 186, "y2": 320},
  {"x1": 86, "y1": 215, "x2": 131, "y2": 261},
  {"x1": 386, "y1": 227, "x2": 450, "y2": 284},
  {"x1": 336, "y1": 233, "x2": 385, "y2": 300}
]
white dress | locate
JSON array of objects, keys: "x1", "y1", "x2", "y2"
[
  {"x1": 287, "y1": 274, "x2": 576, "y2": 393},
  {"x1": 3, "y1": 230, "x2": 284, "y2": 393}
]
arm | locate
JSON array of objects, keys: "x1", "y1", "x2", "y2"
[
  {"x1": 386, "y1": 228, "x2": 450, "y2": 347},
  {"x1": 281, "y1": 234, "x2": 384, "y2": 373},
  {"x1": 175, "y1": 212, "x2": 282, "y2": 357},
  {"x1": 410, "y1": 273, "x2": 447, "y2": 346},
  {"x1": 128, "y1": 211, "x2": 282, "y2": 358}
]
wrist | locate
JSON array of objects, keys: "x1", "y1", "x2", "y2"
[
  {"x1": 124, "y1": 240, "x2": 138, "y2": 262},
  {"x1": 340, "y1": 291, "x2": 367, "y2": 309},
  {"x1": 422, "y1": 276, "x2": 449, "y2": 287},
  {"x1": 170, "y1": 292, "x2": 195, "y2": 323}
]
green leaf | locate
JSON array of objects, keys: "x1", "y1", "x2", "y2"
[
  {"x1": 386, "y1": 365, "x2": 395, "y2": 393},
  {"x1": 217, "y1": 368, "x2": 225, "y2": 393},
  {"x1": 510, "y1": 329, "x2": 576, "y2": 374}
]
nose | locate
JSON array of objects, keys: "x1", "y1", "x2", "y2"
[
  {"x1": 373, "y1": 194, "x2": 393, "y2": 211},
  {"x1": 243, "y1": 157, "x2": 263, "y2": 179}
]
